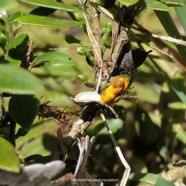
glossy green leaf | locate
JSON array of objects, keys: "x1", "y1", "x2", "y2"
[
  {"x1": 5, "y1": 53, "x2": 21, "y2": 66},
  {"x1": 0, "y1": 137, "x2": 20, "y2": 172},
  {"x1": 98, "y1": 118, "x2": 123, "y2": 135},
  {"x1": 9, "y1": 95, "x2": 39, "y2": 130},
  {"x1": 117, "y1": 0, "x2": 139, "y2": 7},
  {"x1": 0, "y1": 64, "x2": 44, "y2": 95},
  {"x1": 16, "y1": 15, "x2": 84, "y2": 28},
  {"x1": 34, "y1": 52, "x2": 76, "y2": 66},
  {"x1": 165, "y1": 1, "x2": 184, "y2": 7},
  {"x1": 20, "y1": 0, "x2": 79, "y2": 12},
  {"x1": 7, "y1": 12, "x2": 23, "y2": 23},
  {"x1": 31, "y1": 65, "x2": 78, "y2": 77},
  {"x1": 129, "y1": 173, "x2": 175, "y2": 186},
  {"x1": 5, "y1": 34, "x2": 29, "y2": 50},
  {"x1": 137, "y1": 0, "x2": 169, "y2": 11}
]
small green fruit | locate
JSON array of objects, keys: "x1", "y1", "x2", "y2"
[
  {"x1": 77, "y1": 46, "x2": 87, "y2": 55},
  {"x1": 74, "y1": 12, "x2": 84, "y2": 21}
]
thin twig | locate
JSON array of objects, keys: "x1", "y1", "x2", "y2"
[
  {"x1": 89, "y1": 0, "x2": 114, "y2": 21},
  {"x1": 133, "y1": 21, "x2": 186, "y2": 72},
  {"x1": 152, "y1": 34, "x2": 186, "y2": 47},
  {"x1": 82, "y1": 12, "x2": 102, "y2": 64},
  {"x1": 26, "y1": 41, "x2": 33, "y2": 70},
  {"x1": 82, "y1": 11, "x2": 103, "y2": 92},
  {"x1": 100, "y1": 114, "x2": 131, "y2": 186},
  {"x1": 144, "y1": 42, "x2": 173, "y2": 59}
]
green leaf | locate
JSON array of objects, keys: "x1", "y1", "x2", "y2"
[
  {"x1": 175, "y1": 129, "x2": 186, "y2": 143},
  {"x1": 5, "y1": 34, "x2": 29, "y2": 51},
  {"x1": 129, "y1": 173, "x2": 175, "y2": 186},
  {"x1": 165, "y1": 1, "x2": 184, "y2": 7},
  {"x1": 34, "y1": 52, "x2": 76, "y2": 66},
  {"x1": 167, "y1": 77, "x2": 186, "y2": 105},
  {"x1": 137, "y1": 0, "x2": 169, "y2": 11},
  {"x1": 135, "y1": 82, "x2": 159, "y2": 104},
  {"x1": 0, "y1": 0, "x2": 16, "y2": 9},
  {"x1": 98, "y1": 118, "x2": 123, "y2": 135},
  {"x1": 9, "y1": 95, "x2": 39, "y2": 130},
  {"x1": 0, "y1": 64, "x2": 45, "y2": 95},
  {"x1": 117, "y1": 0, "x2": 139, "y2": 7},
  {"x1": 0, "y1": 137, "x2": 20, "y2": 172},
  {"x1": 16, "y1": 120, "x2": 57, "y2": 158},
  {"x1": 5, "y1": 53, "x2": 21, "y2": 66},
  {"x1": 15, "y1": 15, "x2": 84, "y2": 28},
  {"x1": 151, "y1": 60, "x2": 186, "y2": 105},
  {"x1": 173, "y1": 0, "x2": 186, "y2": 37},
  {"x1": 20, "y1": 0, "x2": 79, "y2": 12},
  {"x1": 7, "y1": 12, "x2": 23, "y2": 23},
  {"x1": 130, "y1": 156, "x2": 148, "y2": 173},
  {"x1": 31, "y1": 65, "x2": 79, "y2": 77},
  {"x1": 155, "y1": 11, "x2": 186, "y2": 64}
]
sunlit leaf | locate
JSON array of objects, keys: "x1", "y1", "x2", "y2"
[
  {"x1": 0, "y1": 137, "x2": 20, "y2": 172},
  {"x1": 15, "y1": 15, "x2": 84, "y2": 28},
  {"x1": 20, "y1": 0, "x2": 79, "y2": 12},
  {"x1": 31, "y1": 65, "x2": 78, "y2": 77},
  {"x1": 117, "y1": 0, "x2": 139, "y2": 7},
  {"x1": 129, "y1": 173, "x2": 175, "y2": 186},
  {"x1": 137, "y1": 0, "x2": 169, "y2": 11},
  {"x1": 98, "y1": 118, "x2": 123, "y2": 135},
  {"x1": 5, "y1": 34, "x2": 29, "y2": 50},
  {"x1": 34, "y1": 52, "x2": 76, "y2": 66},
  {"x1": 165, "y1": 1, "x2": 184, "y2": 7},
  {"x1": 7, "y1": 12, "x2": 23, "y2": 23},
  {"x1": 0, "y1": 64, "x2": 44, "y2": 95},
  {"x1": 176, "y1": 130, "x2": 186, "y2": 144}
]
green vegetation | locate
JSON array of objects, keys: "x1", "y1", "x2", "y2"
[{"x1": 0, "y1": 0, "x2": 186, "y2": 185}]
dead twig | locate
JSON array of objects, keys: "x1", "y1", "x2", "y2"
[
  {"x1": 100, "y1": 114, "x2": 131, "y2": 186},
  {"x1": 74, "y1": 136, "x2": 96, "y2": 177}
]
